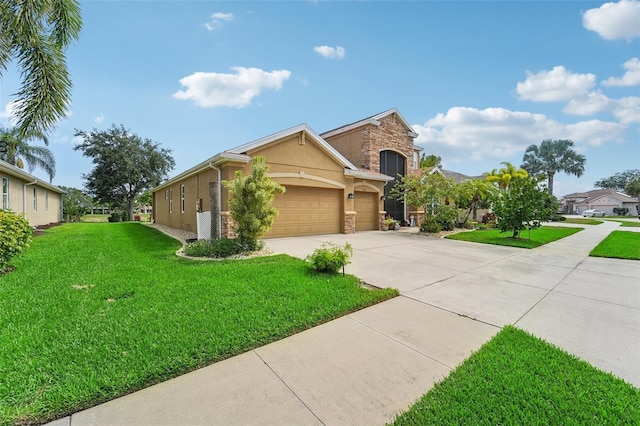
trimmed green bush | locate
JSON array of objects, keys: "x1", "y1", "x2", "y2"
[
  {"x1": 420, "y1": 215, "x2": 441, "y2": 233},
  {"x1": 183, "y1": 237, "x2": 261, "y2": 258},
  {"x1": 0, "y1": 209, "x2": 33, "y2": 273},
  {"x1": 306, "y1": 242, "x2": 353, "y2": 274}
]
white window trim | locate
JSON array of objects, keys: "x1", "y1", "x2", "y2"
[
  {"x1": 2, "y1": 177, "x2": 8, "y2": 210},
  {"x1": 33, "y1": 187, "x2": 37, "y2": 212},
  {"x1": 180, "y1": 185, "x2": 185, "y2": 213},
  {"x1": 169, "y1": 188, "x2": 173, "y2": 214}
]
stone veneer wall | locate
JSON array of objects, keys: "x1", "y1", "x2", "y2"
[
  {"x1": 344, "y1": 212, "x2": 356, "y2": 234},
  {"x1": 360, "y1": 113, "x2": 416, "y2": 174},
  {"x1": 220, "y1": 212, "x2": 236, "y2": 239}
]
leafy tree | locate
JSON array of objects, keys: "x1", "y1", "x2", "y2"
[
  {"x1": 485, "y1": 161, "x2": 528, "y2": 189},
  {"x1": 222, "y1": 156, "x2": 285, "y2": 249},
  {"x1": 594, "y1": 169, "x2": 640, "y2": 192},
  {"x1": 59, "y1": 186, "x2": 92, "y2": 222},
  {"x1": 0, "y1": 0, "x2": 82, "y2": 137},
  {"x1": 624, "y1": 177, "x2": 640, "y2": 217},
  {"x1": 390, "y1": 170, "x2": 457, "y2": 216},
  {"x1": 0, "y1": 127, "x2": 55, "y2": 181},
  {"x1": 420, "y1": 153, "x2": 443, "y2": 169},
  {"x1": 457, "y1": 178, "x2": 496, "y2": 222},
  {"x1": 74, "y1": 124, "x2": 175, "y2": 221},
  {"x1": 491, "y1": 176, "x2": 557, "y2": 238},
  {"x1": 521, "y1": 139, "x2": 586, "y2": 195}
]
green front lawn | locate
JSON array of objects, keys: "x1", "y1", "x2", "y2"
[
  {"x1": 590, "y1": 230, "x2": 640, "y2": 260},
  {"x1": 606, "y1": 219, "x2": 640, "y2": 228},
  {"x1": 562, "y1": 217, "x2": 603, "y2": 225},
  {"x1": 392, "y1": 326, "x2": 639, "y2": 425},
  {"x1": 445, "y1": 226, "x2": 582, "y2": 249},
  {"x1": 0, "y1": 223, "x2": 397, "y2": 425}
]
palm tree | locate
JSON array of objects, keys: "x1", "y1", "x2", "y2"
[
  {"x1": 484, "y1": 161, "x2": 528, "y2": 189},
  {"x1": 0, "y1": 127, "x2": 56, "y2": 182},
  {"x1": 458, "y1": 178, "x2": 496, "y2": 222},
  {"x1": 521, "y1": 139, "x2": 586, "y2": 195},
  {"x1": 0, "y1": 0, "x2": 82, "y2": 137}
]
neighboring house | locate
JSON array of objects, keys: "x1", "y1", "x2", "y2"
[
  {"x1": 152, "y1": 108, "x2": 423, "y2": 238},
  {"x1": 0, "y1": 159, "x2": 64, "y2": 227},
  {"x1": 559, "y1": 189, "x2": 638, "y2": 215}
]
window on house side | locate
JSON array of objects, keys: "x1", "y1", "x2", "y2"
[
  {"x1": 2, "y1": 177, "x2": 8, "y2": 210},
  {"x1": 45, "y1": 190, "x2": 48, "y2": 212},
  {"x1": 169, "y1": 188, "x2": 173, "y2": 214},
  {"x1": 180, "y1": 185, "x2": 185, "y2": 213},
  {"x1": 33, "y1": 187, "x2": 37, "y2": 212}
]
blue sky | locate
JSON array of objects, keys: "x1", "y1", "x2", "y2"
[{"x1": 1, "y1": 0, "x2": 639, "y2": 197}]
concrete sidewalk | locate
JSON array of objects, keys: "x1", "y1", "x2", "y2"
[{"x1": 50, "y1": 220, "x2": 639, "y2": 425}]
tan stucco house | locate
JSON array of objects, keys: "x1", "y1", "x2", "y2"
[
  {"x1": 559, "y1": 189, "x2": 638, "y2": 215},
  {"x1": 152, "y1": 108, "x2": 423, "y2": 238},
  {"x1": 1, "y1": 159, "x2": 64, "y2": 227}
]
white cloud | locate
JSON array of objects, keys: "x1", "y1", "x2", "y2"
[
  {"x1": 173, "y1": 67, "x2": 292, "y2": 108},
  {"x1": 313, "y1": 45, "x2": 346, "y2": 60},
  {"x1": 93, "y1": 113, "x2": 105, "y2": 124},
  {"x1": 602, "y1": 57, "x2": 640, "y2": 86},
  {"x1": 563, "y1": 91, "x2": 612, "y2": 115},
  {"x1": 412, "y1": 106, "x2": 626, "y2": 163},
  {"x1": 0, "y1": 100, "x2": 19, "y2": 125},
  {"x1": 205, "y1": 12, "x2": 234, "y2": 31},
  {"x1": 565, "y1": 120, "x2": 627, "y2": 146},
  {"x1": 516, "y1": 66, "x2": 596, "y2": 102},
  {"x1": 613, "y1": 96, "x2": 640, "y2": 123},
  {"x1": 582, "y1": 0, "x2": 640, "y2": 40}
]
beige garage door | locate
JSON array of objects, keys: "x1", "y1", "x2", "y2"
[
  {"x1": 355, "y1": 191, "x2": 379, "y2": 231},
  {"x1": 265, "y1": 186, "x2": 342, "y2": 238}
]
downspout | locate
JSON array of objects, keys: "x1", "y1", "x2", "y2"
[
  {"x1": 207, "y1": 162, "x2": 222, "y2": 238},
  {"x1": 23, "y1": 179, "x2": 38, "y2": 223}
]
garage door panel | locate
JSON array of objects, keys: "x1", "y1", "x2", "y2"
[{"x1": 265, "y1": 186, "x2": 342, "y2": 238}]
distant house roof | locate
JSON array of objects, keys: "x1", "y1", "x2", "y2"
[
  {"x1": 0, "y1": 159, "x2": 65, "y2": 194},
  {"x1": 561, "y1": 189, "x2": 637, "y2": 203},
  {"x1": 424, "y1": 166, "x2": 481, "y2": 183},
  {"x1": 320, "y1": 107, "x2": 420, "y2": 140}
]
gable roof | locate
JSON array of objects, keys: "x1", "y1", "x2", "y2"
[
  {"x1": 0, "y1": 159, "x2": 65, "y2": 194},
  {"x1": 153, "y1": 124, "x2": 361, "y2": 192},
  {"x1": 561, "y1": 189, "x2": 637, "y2": 203},
  {"x1": 320, "y1": 108, "x2": 419, "y2": 139},
  {"x1": 228, "y1": 123, "x2": 358, "y2": 171}
]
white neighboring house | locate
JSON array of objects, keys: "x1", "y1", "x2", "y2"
[
  {"x1": 559, "y1": 189, "x2": 638, "y2": 216},
  {"x1": 0, "y1": 159, "x2": 64, "y2": 227}
]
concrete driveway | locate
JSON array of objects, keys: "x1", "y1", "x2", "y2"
[{"x1": 266, "y1": 220, "x2": 640, "y2": 388}]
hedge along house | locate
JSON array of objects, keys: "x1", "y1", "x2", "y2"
[
  {"x1": 0, "y1": 159, "x2": 64, "y2": 227},
  {"x1": 152, "y1": 108, "x2": 422, "y2": 239}
]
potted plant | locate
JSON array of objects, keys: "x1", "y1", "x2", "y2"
[{"x1": 383, "y1": 217, "x2": 396, "y2": 231}]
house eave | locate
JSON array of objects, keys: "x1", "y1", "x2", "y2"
[
  {"x1": 0, "y1": 160, "x2": 65, "y2": 194},
  {"x1": 152, "y1": 152, "x2": 251, "y2": 192}
]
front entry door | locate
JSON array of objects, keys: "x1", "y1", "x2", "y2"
[{"x1": 380, "y1": 151, "x2": 405, "y2": 223}]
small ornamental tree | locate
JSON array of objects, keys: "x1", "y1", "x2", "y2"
[
  {"x1": 0, "y1": 210, "x2": 33, "y2": 274},
  {"x1": 222, "y1": 156, "x2": 285, "y2": 250},
  {"x1": 491, "y1": 176, "x2": 557, "y2": 238}
]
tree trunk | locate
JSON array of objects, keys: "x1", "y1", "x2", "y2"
[{"x1": 128, "y1": 198, "x2": 134, "y2": 221}]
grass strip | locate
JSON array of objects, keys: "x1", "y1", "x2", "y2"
[
  {"x1": 0, "y1": 223, "x2": 397, "y2": 425},
  {"x1": 392, "y1": 326, "x2": 640, "y2": 425},
  {"x1": 445, "y1": 226, "x2": 582, "y2": 248},
  {"x1": 590, "y1": 230, "x2": 640, "y2": 260},
  {"x1": 605, "y1": 219, "x2": 640, "y2": 228}
]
